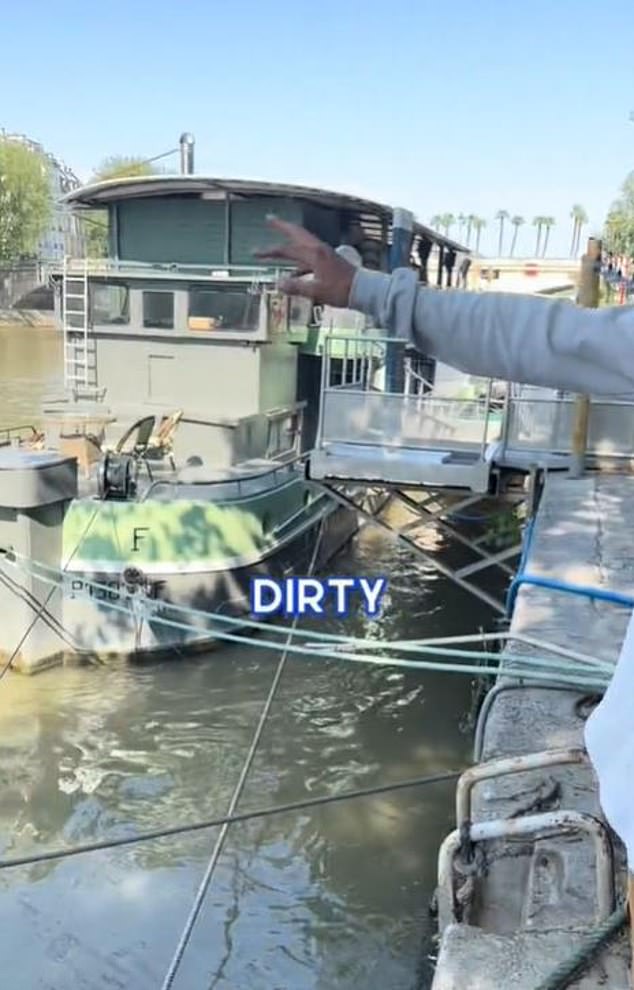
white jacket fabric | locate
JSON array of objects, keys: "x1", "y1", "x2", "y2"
[{"x1": 349, "y1": 267, "x2": 634, "y2": 396}]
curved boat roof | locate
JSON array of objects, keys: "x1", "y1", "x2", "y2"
[{"x1": 65, "y1": 175, "x2": 469, "y2": 253}]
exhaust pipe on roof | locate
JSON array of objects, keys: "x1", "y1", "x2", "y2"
[{"x1": 179, "y1": 133, "x2": 195, "y2": 175}]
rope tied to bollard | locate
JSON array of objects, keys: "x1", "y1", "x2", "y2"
[{"x1": 534, "y1": 903, "x2": 627, "y2": 990}]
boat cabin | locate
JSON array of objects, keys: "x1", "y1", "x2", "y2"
[{"x1": 52, "y1": 169, "x2": 468, "y2": 470}]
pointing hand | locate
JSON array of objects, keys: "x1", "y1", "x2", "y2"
[{"x1": 255, "y1": 217, "x2": 356, "y2": 307}]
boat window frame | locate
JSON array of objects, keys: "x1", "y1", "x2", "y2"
[
  {"x1": 142, "y1": 288, "x2": 175, "y2": 331},
  {"x1": 186, "y1": 281, "x2": 268, "y2": 340},
  {"x1": 88, "y1": 280, "x2": 130, "y2": 327}
]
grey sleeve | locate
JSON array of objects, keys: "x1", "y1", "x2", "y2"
[{"x1": 349, "y1": 267, "x2": 634, "y2": 396}]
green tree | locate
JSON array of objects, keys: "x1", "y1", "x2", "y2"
[
  {"x1": 509, "y1": 215, "x2": 524, "y2": 257},
  {"x1": 532, "y1": 216, "x2": 545, "y2": 257},
  {"x1": 457, "y1": 212, "x2": 466, "y2": 241},
  {"x1": 92, "y1": 156, "x2": 158, "y2": 183},
  {"x1": 473, "y1": 216, "x2": 486, "y2": 253},
  {"x1": 465, "y1": 214, "x2": 476, "y2": 247},
  {"x1": 570, "y1": 204, "x2": 588, "y2": 257},
  {"x1": 541, "y1": 216, "x2": 556, "y2": 256},
  {"x1": 603, "y1": 176, "x2": 634, "y2": 257},
  {"x1": 441, "y1": 212, "x2": 456, "y2": 237},
  {"x1": 495, "y1": 209, "x2": 509, "y2": 256},
  {"x1": 430, "y1": 213, "x2": 456, "y2": 237},
  {"x1": 0, "y1": 138, "x2": 52, "y2": 262},
  {"x1": 82, "y1": 155, "x2": 158, "y2": 257}
]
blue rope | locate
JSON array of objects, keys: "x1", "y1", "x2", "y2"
[
  {"x1": 507, "y1": 575, "x2": 634, "y2": 616},
  {"x1": 506, "y1": 517, "x2": 634, "y2": 616}
]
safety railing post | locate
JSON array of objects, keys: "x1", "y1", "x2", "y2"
[{"x1": 569, "y1": 237, "x2": 602, "y2": 478}]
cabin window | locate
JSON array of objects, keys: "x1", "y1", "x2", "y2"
[
  {"x1": 188, "y1": 285, "x2": 260, "y2": 333},
  {"x1": 89, "y1": 283, "x2": 129, "y2": 325},
  {"x1": 143, "y1": 291, "x2": 174, "y2": 330}
]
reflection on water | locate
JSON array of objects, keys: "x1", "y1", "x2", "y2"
[{"x1": 0, "y1": 325, "x2": 488, "y2": 990}]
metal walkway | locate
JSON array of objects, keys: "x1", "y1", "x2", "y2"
[
  {"x1": 307, "y1": 335, "x2": 634, "y2": 612},
  {"x1": 311, "y1": 337, "x2": 499, "y2": 494}
]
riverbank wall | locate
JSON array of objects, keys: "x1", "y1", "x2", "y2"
[
  {"x1": 432, "y1": 473, "x2": 633, "y2": 988},
  {"x1": 0, "y1": 261, "x2": 55, "y2": 326},
  {"x1": 0, "y1": 309, "x2": 55, "y2": 327}
]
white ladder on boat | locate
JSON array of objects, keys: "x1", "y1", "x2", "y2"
[{"x1": 62, "y1": 257, "x2": 89, "y2": 390}]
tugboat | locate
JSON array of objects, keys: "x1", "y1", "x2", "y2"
[{"x1": 7, "y1": 134, "x2": 466, "y2": 659}]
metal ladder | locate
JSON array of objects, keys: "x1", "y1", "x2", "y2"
[{"x1": 62, "y1": 257, "x2": 89, "y2": 391}]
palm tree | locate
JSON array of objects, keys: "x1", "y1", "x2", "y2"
[
  {"x1": 430, "y1": 214, "x2": 442, "y2": 231},
  {"x1": 575, "y1": 208, "x2": 588, "y2": 255},
  {"x1": 441, "y1": 213, "x2": 456, "y2": 238},
  {"x1": 533, "y1": 216, "x2": 545, "y2": 257},
  {"x1": 509, "y1": 215, "x2": 525, "y2": 257},
  {"x1": 541, "y1": 216, "x2": 556, "y2": 256},
  {"x1": 473, "y1": 217, "x2": 486, "y2": 253},
  {"x1": 465, "y1": 213, "x2": 476, "y2": 247},
  {"x1": 495, "y1": 210, "x2": 509, "y2": 256},
  {"x1": 457, "y1": 213, "x2": 466, "y2": 241},
  {"x1": 569, "y1": 204, "x2": 588, "y2": 256}
]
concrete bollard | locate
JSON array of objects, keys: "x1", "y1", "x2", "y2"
[{"x1": 0, "y1": 449, "x2": 77, "y2": 673}]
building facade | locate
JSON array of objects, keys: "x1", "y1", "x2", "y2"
[{"x1": 1, "y1": 131, "x2": 85, "y2": 260}]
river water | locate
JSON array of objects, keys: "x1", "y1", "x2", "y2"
[{"x1": 0, "y1": 325, "x2": 492, "y2": 990}]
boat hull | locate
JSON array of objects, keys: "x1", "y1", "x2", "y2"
[{"x1": 61, "y1": 495, "x2": 357, "y2": 659}]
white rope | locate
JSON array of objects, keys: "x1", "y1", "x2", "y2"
[
  {"x1": 0, "y1": 552, "x2": 612, "y2": 689},
  {"x1": 2, "y1": 551, "x2": 615, "y2": 671}
]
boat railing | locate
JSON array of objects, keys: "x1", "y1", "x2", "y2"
[
  {"x1": 61, "y1": 257, "x2": 289, "y2": 284},
  {"x1": 140, "y1": 452, "x2": 308, "y2": 503},
  {"x1": 315, "y1": 334, "x2": 497, "y2": 457},
  {"x1": 403, "y1": 361, "x2": 436, "y2": 399},
  {"x1": 313, "y1": 334, "x2": 634, "y2": 479},
  {"x1": 0, "y1": 424, "x2": 42, "y2": 443},
  {"x1": 500, "y1": 392, "x2": 634, "y2": 460}
]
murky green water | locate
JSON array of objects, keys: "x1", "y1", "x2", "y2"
[{"x1": 0, "y1": 325, "x2": 489, "y2": 990}]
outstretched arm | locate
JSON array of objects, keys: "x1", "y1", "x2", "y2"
[
  {"x1": 258, "y1": 218, "x2": 634, "y2": 396},
  {"x1": 350, "y1": 268, "x2": 634, "y2": 396}
]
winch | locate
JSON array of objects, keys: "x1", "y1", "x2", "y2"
[{"x1": 97, "y1": 451, "x2": 139, "y2": 501}]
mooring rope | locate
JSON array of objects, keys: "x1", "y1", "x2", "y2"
[
  {"x1": 534, "y1": 903, "x2": 627, "y2": 990},
  {"x1": 160, "y1": 517, "x2": 327, "y2": 990},
  {"x1": 0, "y1": 503, "x2": 104, "y2": 682},
  {"x1": 0, "y1": 553, "x2": 614, "y2": 689}
]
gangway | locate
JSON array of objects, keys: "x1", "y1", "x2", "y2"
[
  {"x1": 307, "y1": 336, "x2": 523, "y2": 614},
  {"x1": 310, "y1": 336, "x2": 500, "y2": 494},
  {"x1": 307, "y1": 335, "x2": 634, "y2": 612}
]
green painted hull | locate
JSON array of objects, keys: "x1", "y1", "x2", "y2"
[
  {"x1": 63, "y1": 476, "x2": 327, "y2": 573},
  {"x1": 60, "y1": 476, "x2": 360, "y2": 658}
]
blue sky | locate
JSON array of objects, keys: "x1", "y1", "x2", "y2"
[{"x1": 3, "y1": 0, "x2": 633, "y2": 257}]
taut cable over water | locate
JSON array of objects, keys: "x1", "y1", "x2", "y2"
[
  {"x1": 0, "y1": 767, "x2": 465, "y2": 872},
  {"x1": 160, "y1": 517, "x2": 327, "y2": 989}
]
